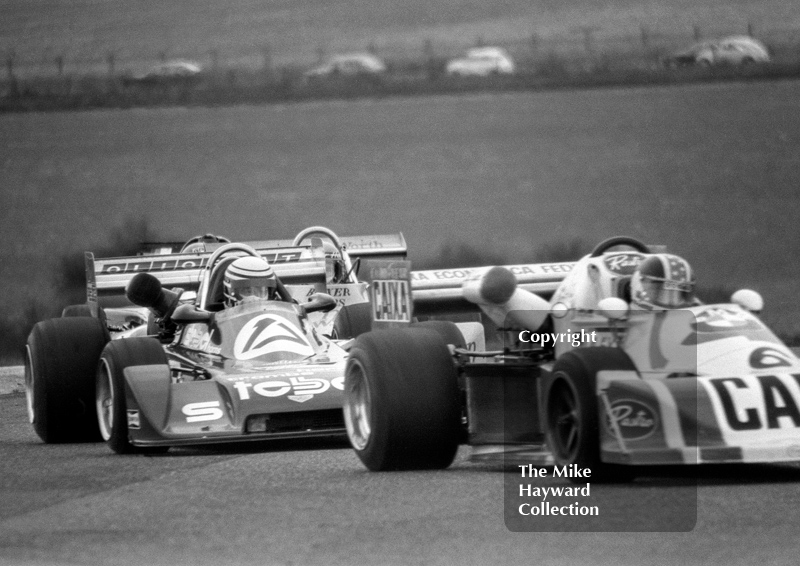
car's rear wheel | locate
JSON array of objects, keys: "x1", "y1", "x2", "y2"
[
  {"x1": 344, "y1": 328, "x2": 462, "y2": 471},
  {"x1": 25, "y1": 317, "x2": 109, "y2": 443},
  {"x1": 410, "y1": 320, "x2": 465, "y2": 348},
  {"x1": 62, "y1": 304, "x2": 91, "y2": 317},
  {"x1": 544, "y1": 347, "x2": 637, "y2": 483},
  {"x1": 332, "y1": 302, "x2": 373, "y2": 339},
  {"x1": 97, "y1": 338, "x2": 169, "y2": 455}
]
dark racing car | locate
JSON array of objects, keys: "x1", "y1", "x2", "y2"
[{"x1": 25, "y1": 227, "x2": 407, "y2": 454}]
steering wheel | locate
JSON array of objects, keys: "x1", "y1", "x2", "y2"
[
  {"x1": 180, "y1": 233, "x2": 231, "y2": 253},
  {"x1": 589, "y1": 236, "x2": 650, "y2": 257}
]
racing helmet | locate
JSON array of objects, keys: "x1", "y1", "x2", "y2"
[
  {"x1": 322, "y1": 241, "x2": 347, "y2": 283},
  {"x1": 223, "y1": 256, "x2": 277, "y2": 306},
  {"x1": 630, "y1": 254, "x2": 695, "y2": 310}
]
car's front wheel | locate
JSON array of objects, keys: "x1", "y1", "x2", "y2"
[
  {"x1": 344, "y1": 327, "x2": 462, "y2": 471},
  {"x1": 96, "y1": 338, "x2": 169, "y2": 455},
  {"x1": 543, "y1": 347, "x2": 637, "y2": 483}
]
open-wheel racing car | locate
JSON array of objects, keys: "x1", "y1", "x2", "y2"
[
  {"x1": 343, "y1": 236, "x2": 800, "y2": 480},
  {"x1": 24, "y1": 226, "x2": 408, "y2": 453}
]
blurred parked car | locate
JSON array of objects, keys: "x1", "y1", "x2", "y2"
[
  {"x1": 123, "y1": 60, "x2": 203, "y2": 85},
  {"x1": 304, "y1": 53, "x2": 387, "y2": 80},
  {"x1": 664, "y1": 36, "x2": 770, "y2": 67},
  {"x1": 445, "y1": 47, "x2": 516, "y2": 77}
]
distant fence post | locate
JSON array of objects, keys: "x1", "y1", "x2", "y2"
[
  {"x1": 640, "y1": 26, "x2": 650, "y2": 50},
  {"x1": 55, "y1": 55, "x2": 64, "y2": 76},
  {"x1": 6, "y1": 51, "x2": 18, "y2": 95},
  {"x1": 262, "y1": 44, "x2": 273, "y2": 79},
  {"x1": 529, "y1": 33, "x2": 539, "y2": 57},
  {"x1": 423, "y1": 38, "x2": 437, "y2": 81},
  {"x1": 747, "y1": 21, "x2": 754, "y2": 37},
  {"x1": 578, "y1": 26, "x2": 599, "y2": 67}
]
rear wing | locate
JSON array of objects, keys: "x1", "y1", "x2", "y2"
[
  {"x1": 410, "y1": 262, "x2": 575, "y2": 316},
  {"x1": 89, "y1": 233, "x2": 405, "y2": 301},
  {"x1": 139, "y1": 233, "x2": 407, "y2": 261},
  {"x1": 89, "y1": 241, "x2": 347, "y2": 306}
]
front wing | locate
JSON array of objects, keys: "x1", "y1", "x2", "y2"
[{"x1": 121, "y1": 365, "x2": 347, "y2": 447}]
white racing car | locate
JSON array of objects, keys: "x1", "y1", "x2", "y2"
[{"x1": 342, "y1": 236, "x2": 800, "y2": 480}]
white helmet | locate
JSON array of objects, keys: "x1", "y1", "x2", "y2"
[{"x1": 223, "y1": 256, "x2": 277, "y2": 306}]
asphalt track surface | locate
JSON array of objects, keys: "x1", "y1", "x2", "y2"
[{"x1": 3, "y1": 379, "x2": 800, "y2": 566}]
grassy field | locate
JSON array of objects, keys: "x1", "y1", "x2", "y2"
[
  {"x1": 2, "y1": 0, "x2": 799, "y2": 73},
  {"x1": 2, "y1": 78, "x2": 800, "y2": 361}
]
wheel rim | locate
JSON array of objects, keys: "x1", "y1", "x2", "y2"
[
  {"x1": 96, "y1": 359, "x2": 115, "y2": 441},
  {"x1": 549, "y1": 379, "x2": 581, "y2": 461},
  {"x1": 343, "y1": 359, "x2": 372, "y2": 451},
  {"x1": 24, "y1": 345, "x2": 35, "y2": 424}
]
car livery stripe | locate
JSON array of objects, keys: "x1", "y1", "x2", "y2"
[
  {"x1": 664, "y1": 377, "x2": 726, "y2": 450},
  {"x1": 647, "y1": 380, "x2": 689, "y2": 451}
]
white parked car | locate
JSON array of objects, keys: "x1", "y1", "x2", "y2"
[
  {"x1": 445, "y1": 47, "x2": 516, "y2": 77},
  {"x1": 124, "y1": 60, "x2": 203, "y2": 85},
  {"x1": 304, "y1": 53, "x2": 387, "y2": 79},
  {"x1": 665, "y1": 36, "x2": 770, "y2": 67}
]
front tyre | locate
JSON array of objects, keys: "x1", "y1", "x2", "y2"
[
  {"x1": 544, "y1": 347, "x2": 637, "y2": 483},
  {"x1": 96, "y1": 338, "x2": 169, "y2": 455},
  {"x1": 25, "y1": 317, "x2": 109, "y2": 443},
  {"x1": 344, "y1": 328, "x2": 461, "y2": 471}
]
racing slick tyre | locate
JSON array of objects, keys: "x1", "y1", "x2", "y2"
[
  {"x1": 410, "y1": 320, "x2": 465, "y2": 348},
  {"x1": 25, "y1": 317, "x2": 110, "y2": 443},
  {"x1": 332, "y1": 302, "x2": 373, "y2": 339},
  {"x1": 96, "y1": 338, "x2": 169, "y2": 455},
  {"x1": 344, "y1": 327, "x2": 462, "y2": 471},
  {"x1": 543, "y1": 347, "x2": 637, "y2": 483},
  {"x1": 61, "y1": 304, "x2": 111, "y2": 341},
  {"x1": 62, "y1": 304, "x2": 91, "y2": 317}
]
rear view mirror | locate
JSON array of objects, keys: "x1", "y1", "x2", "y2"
[
  {"x1": 731, "y1": 289, "x2": 763, "y2": 313},
  {"x1": 303, "y1": 293, "x2": 337, "y2": 315}
]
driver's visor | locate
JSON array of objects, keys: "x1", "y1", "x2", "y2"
[
  {"x1": 238, "y1": 286, "x2": 274, "y2": 300},
  {"x1": 645, "y1": 277, "x2": 694, "y2": 308}
]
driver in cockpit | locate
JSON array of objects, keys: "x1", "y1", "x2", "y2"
[
  {"x1": 629, "y1": 253, "x2": 697, "y2": 310},
  {"x1": 223, "y1": 256, "x2": 279, "y2": 307}
]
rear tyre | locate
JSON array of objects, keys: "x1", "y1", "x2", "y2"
[
  {"x1": 344, "y1": 328, "x2": 461, "y2": 471},
  {"x1": 25, "y1": 318, "x2": 109, "y2": 443},
  {"x1": 62, "y1": 304, "x2": 91, "y2": 317},
  {"x1": 410, "y1": 320, "x2": 465, "y2": 348},
  {"x1": 96, "y1": 338, "x2": 169, "y2": 455},
  {"x1": 543, "y1": 347, "x2": 637, "y2": 483},
  {"x1": 332, "y1": 302, "x2": 372, "y2": 339}
]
